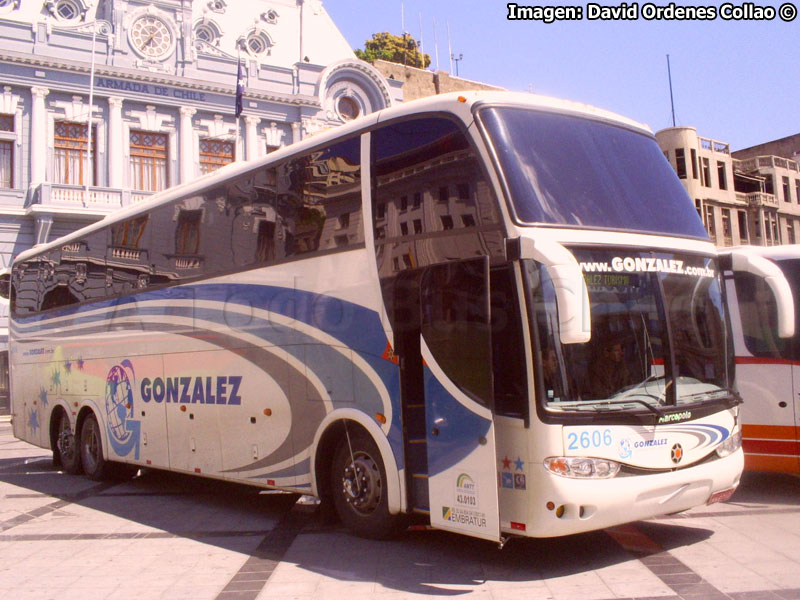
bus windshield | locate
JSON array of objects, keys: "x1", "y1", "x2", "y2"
[
  {"x1": 479, "y1": 106, "x2": 708, "y2": 238},
  {"x1": 526, "y1": 248, "x2": 736, "y2": 416}
]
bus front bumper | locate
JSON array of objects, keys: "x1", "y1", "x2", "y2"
[{"x1": 516, "y1": 449, "x2": 743, "y2": 538}]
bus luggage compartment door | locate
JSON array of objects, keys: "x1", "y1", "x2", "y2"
[{"x1": 419, "y1": 258, "x2": 500, "y2": 542}]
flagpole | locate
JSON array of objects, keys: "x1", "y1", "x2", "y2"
[
  {"x1": 85, "y1": 20, "x2": 97, "y2": 207},
  {"x1": 236, "y1": 49, "x2": 242, "y2": 160}
]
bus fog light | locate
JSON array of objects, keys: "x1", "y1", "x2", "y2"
[
  {"x1": 544, "y1": 457, "x2": 621, "y2": 479},
  {"x1": 715, "y1": 430, "x2": 742, "y2": 458}
]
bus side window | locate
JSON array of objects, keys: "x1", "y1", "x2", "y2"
[
  {"x1": 371, "y1": 116, "x2": 504, "y2": 278},
  {"x1": 733, "y1": 271, "x2": 788, "y2": 359},
  {"x1": 490, "y1": 265, "x2": 527, "y2": 419},
  {"x1": 274, "y1": 136, "x2": 363, "y2": 258},
  {"x1": 420, "y1": 259, "x2": 493, "y2": 407}
]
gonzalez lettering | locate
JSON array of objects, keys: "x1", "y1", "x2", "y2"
[{"x1": 141, "y1": 376, "x2": 243, "y2": 405}]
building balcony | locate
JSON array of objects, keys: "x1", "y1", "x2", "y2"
[
  {"x1": 28, "y1": 183, "x2": 155, "y2": 217},
  {"x1": 733, "y1": 155, "x2": 799, "y2": 173},
  {"x1": 736, "y1": 191, "x2": 778, "y2": 208},
  {"x1": 699, "y1": 137, "x2": 730, "y2": 154}
]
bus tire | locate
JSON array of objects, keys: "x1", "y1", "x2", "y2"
[
  {"x1": 79, "y1": 413, "x2": 108, "y2": 481},
  {"x1": 55, "y1": 410, "x2": 81, "y2": 475},
  {"x1": 331, "y1": 430, "x2": 401, "y2": 539}
]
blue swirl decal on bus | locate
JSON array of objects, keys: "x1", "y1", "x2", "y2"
[{"x1": 105, "y1": 360, "x2": 141, "y2": 460}]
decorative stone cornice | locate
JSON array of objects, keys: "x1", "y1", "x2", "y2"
[{"x1": 0, "y1": 51, "x2": 322, "y2": 108}]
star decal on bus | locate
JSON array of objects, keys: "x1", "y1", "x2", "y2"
[
  {"x1": 381, "y1": 341, "x2": 399, "y2": 364},
  {"x1": 28, "y1": 408, "x2": 40, "y2": 434}
]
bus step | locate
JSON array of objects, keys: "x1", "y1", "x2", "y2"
[
  {"x1": 406, "y1": 443, "x2": 428, "y2": 471},
  {"x1": 410, "y1": 474, "x2": 429, "y2": 512}
]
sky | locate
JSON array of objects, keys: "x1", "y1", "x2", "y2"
[{"x1": 325, "y1": 0, "x2": 798, "y2": 152}]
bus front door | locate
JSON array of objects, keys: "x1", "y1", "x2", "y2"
[{"x1": 418, "y1": 258, "x2": 500, "y2": 542}]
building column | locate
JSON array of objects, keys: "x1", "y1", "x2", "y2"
[
  {"x1": 244, "y1": 115, "x2": 261, "y2": 161},
  {"x1": 291, "y1": 121, "x2": 301, "y2": 145},
  {"x1": 107, "y1": 96, "x2": 124, "y2": 188},
  {"x1": 179, "y1": 106, "x2": 196, "y2": 184},
  {"x1": 30, "y1": 86, "x2": 49, "y2": 185}
]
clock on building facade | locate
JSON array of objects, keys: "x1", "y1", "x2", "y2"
[{"x1": 129, "y1": 13, "x2": 175, "y2": 61}]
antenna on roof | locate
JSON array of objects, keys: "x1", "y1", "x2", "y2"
[
  {"x1": 667, "y1": 54, "x2": 676, "y2": 127},
  {"x1": 418, "y1": 12, "x2": 424, "y2": 62},
  {"x1": 447, "y1": 20, "x2": 453, "y2": 73},
  {"x1": 433, "y1": 17, "x2": 440, "y2": 71}
]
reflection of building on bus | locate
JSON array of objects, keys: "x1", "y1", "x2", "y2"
[
  {"x1": 12, "y1": 139, "x2": 365, "y2": 316},
  {"x1": 373, "y1": 124, "x2": 505, "y2": 278}
]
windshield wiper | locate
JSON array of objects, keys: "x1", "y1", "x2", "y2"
[
  {"x1": 677, "y1": 387, "x2": 742, "y2": 405},
  {"x1": 593, "y1": 398, "x2": 664, "y2": 416},
  {"x1": 555, "y1": 399, "x2": 664, "y2": 416}
]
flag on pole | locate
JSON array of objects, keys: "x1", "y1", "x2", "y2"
[{"x1": 235, "y1": 58, "x2": 245, "y2": 118}]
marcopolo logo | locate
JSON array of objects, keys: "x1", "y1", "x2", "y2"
[
  {"x1": 140, "y1": 376, "x2": 243, "y2": 405},
  {"x1": 658, "y1": 411, "x2": 693, "y2": 424}
]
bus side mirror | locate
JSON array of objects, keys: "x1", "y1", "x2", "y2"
[
  {"x1": 721, "y1": 249, "x2": 795, "y2": 338},
  {"x1": 513, "y1": 237, "x2": 591, "y2": 344}
]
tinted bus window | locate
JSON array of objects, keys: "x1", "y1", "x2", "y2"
[{"x1": 372, "y1": 116, "x2": 504, "y2": 277}]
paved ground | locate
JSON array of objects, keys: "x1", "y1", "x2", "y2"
[{"x1": 1, "y1": 417, "x2": 799, "y2": 600}]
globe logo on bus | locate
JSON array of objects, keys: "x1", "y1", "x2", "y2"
[{"x1": 105, "y1": 364, "x2": 134, "y2": 445}]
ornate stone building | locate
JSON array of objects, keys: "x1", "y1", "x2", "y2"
[
  {"x1": 656, "y1": 127, "x2": 800, "y2": 248},
  {"x1": 0, "y1": 0, "x2": 402, "y2": 413}
]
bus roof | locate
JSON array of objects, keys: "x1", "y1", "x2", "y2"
[
  {"x1": 13, "y1": 90, "x2": 652, "y2": 265},
  {"x1": 726, "y1": 244, "x2": 800, "y2": 262}
]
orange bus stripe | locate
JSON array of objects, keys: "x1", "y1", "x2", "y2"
[
  {"x1": 744, "y1": 454, "x2": 800, "y2": 474},
  {"x1": 735, "y1": 356, "x2": 800, "y2": 366},
  {"x1": 743, "y1": 439, "x2": 800, "y2": 456},
  {"x1": 742, "y1": 424, "x2": 796, "y2": 440}
]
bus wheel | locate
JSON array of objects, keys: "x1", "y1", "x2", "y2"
[
  {"x1": 80, "y1": 413, "x2": 108, "y2": 481},
  {"x1": 331, "y1": 431, "x2": 400, "y2": 539},
  {"x1": 55, "y1": 411, "x2": 81, "y2": 475}
]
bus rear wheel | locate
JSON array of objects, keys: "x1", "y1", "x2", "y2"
[
  {"x1": 80, "y1": 413, "x2": 108, "y2": 481},
  {"x1": 55, "y1": 411, "x2": 81, "y2": 475},
  {"x1": 331, "y1": 430, "x2": 401, "y2": 539}
]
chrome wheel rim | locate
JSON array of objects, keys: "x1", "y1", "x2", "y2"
[
  {"x1": 57, "y1": 416, "x2": 75, "y2": 463},
  {"x1": 83, "y1": 419, "x2": 100, "y2": 472},
  {"x1": 341, "y1": 451, "x2": 382, "y2": 516}
]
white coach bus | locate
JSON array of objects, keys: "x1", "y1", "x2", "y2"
[
  {"x1": 725, "y1": 244, "x2": 799, "y2": 474},
  {"x1": 7, "y1": 92, "x2": 795, "y2": 543}
]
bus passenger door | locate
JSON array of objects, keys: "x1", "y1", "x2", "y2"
[{"x1": 419, "y1": 258, "x2": 500, "y2": 541}]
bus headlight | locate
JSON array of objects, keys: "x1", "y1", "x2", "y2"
[
  {"x1": 715, "y1": 430, "x2": 742, "y2": 458},
  {"x1": 544, "y1": 457, "x2": 621, "y2": 479}
]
